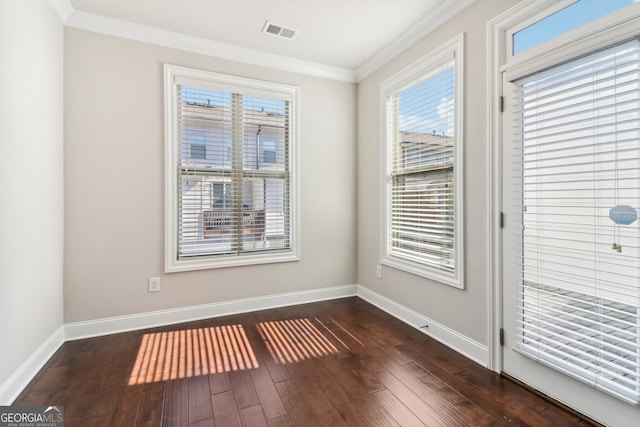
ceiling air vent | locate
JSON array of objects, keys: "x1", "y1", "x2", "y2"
[{"x1": 262, "y1": 21, "x2": 297, "y2": 39}]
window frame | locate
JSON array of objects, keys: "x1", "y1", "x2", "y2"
[
  {"x1": 379, "y1": 34, "x2": 465, "y2": 288},
  {"x1": 502, "y1": 0, "x2": 640, "y2": 82},
  {"x1": 164, "y1": 64, "x2": 300, "y2": 273}
]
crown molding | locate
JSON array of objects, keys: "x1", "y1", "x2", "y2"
[
  {"x1": 58, "y1": 0, "x2": 476, "y2": 83},
  {"x1": 47, "y1": 0, "x2": 74, "y2": 24},
  {"x1": 355, "y1": 0, "x2": 477, "y2": 81},
  {"x1": 66, "y1": 11, "x2": 357, "y2": 83}
]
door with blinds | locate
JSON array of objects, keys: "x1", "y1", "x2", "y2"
[{"x1": 501, "y1": 39, "x2": 640, "y2": 424}]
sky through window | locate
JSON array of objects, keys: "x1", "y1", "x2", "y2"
[{"x1": 513, "y1": 0, "x2": 638, "y2": 55}]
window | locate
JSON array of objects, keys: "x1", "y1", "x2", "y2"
[
  {"x1": 381, "y1": 34, "x2": 464, "y2": 288},
  {"x1": 190, "y1": 132, "x2": 207, "y2": 159},
  {"x1": 513, "y1": 38, "x2": 640, "y2": 403},
  {"x1": 262, "y1": 140, "x2": 277, "y2": 164},
  {"x1": 164, "y1": 65, "x2": 299, "y2": 272},
  {"x1": 512, "y1": 0, "x2": 636, "y2": 55},
  {"x1": 212, "y1": 183, "x2": 231, "y2": 209}
]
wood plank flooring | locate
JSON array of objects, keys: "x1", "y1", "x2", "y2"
[{"x1": 13, "y1": 297, "x2": 596, "y2": 426}]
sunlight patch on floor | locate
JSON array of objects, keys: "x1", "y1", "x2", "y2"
[
  {"x1": 256, "y1": 318, "x2": 341, "y2": 364},
  {"x1": 128, "y1": 324, "x2": 259, "y2": 385}
]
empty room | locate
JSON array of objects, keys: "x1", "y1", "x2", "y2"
[{"x1": 1, "y1": 0, "x2": 640, "y2": 425}]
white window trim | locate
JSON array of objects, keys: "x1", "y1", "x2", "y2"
[
  {"x1": 164, "y1": 64, "x2": 300, "y2": 273},
  {"x1": 379, "y1": 34, "x2": 465, "y2": 289},
  {"x1": 500, "y1": 0, "x2": 640, "y2": 82}
]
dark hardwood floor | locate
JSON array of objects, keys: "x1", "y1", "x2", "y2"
[{"x1": 13, "y1": 297, "x2": 595, "y2": 426}]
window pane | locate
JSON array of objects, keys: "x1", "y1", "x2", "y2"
[
  {"x1": 399, "y1": 66, "x2": 455, "y2": 138},
  {"x1": 390, "y1": 170, "x2": 454, "y2": 272},
  {"x1": 176, "y1": 84, "x2": 292, "y2": 260},
  {"x1": 243, "y1": 96, "x2": 287, "y2": 171},
  {"x1": 242, "y1": 177, "x2": 289, "y2": 252},
  {"x1": 180, "y1": 176, "x2": 238, "y2": 256},
  {"x1": 385, "y1": 53, "x2": 460, "y2": 283},
  {"x1": 513, "y1": 0, "x2": 636, "y2": 55},
  {"x1": 180, "y1": 87, "x2": 233, "y2": 169},
  {"x1": 514, "y1": 39, "x2": 640, "y2": 403}
]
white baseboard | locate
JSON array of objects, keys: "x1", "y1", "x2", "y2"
[
  {"x1": 65, "y1": 284, "x2": 358, "y2": 340},
  {"x1": 0, "y1": 326, "x2": 65, "y2": 405},
  {"x1": 3, "y1": 283, "x2": 489, "y2": 406},
  {"x1": 356, "y1": 285, "x2": 489, "y2": 367}
]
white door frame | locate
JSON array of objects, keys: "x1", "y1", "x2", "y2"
[
  {"x1": 487, "y1": 0, "x2": 640, "y2": 424},
  {"x1": 485, "y1": 0, "x2": 553, "y2": 374}
]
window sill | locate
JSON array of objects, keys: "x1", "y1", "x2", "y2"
[
  {"x1": 165, "y1": 250, "x2": 300, "y2": 273},
  {"x1": 381, "y1": 255, "x2": 463, "y2": 289}
]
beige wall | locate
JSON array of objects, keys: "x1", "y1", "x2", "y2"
[
  {"x1": 0, "y1": 0, "x2": 65, "y2": 394},
  {"x1": 1, "y1": 0, "x2": 520, "y2": 388},
  {"x1": 63, "y1": 0, "x2": 518, "y2": 345},
  {"x1": 357, "y1": 0, "x2": 518, "y2": 345},
  {"x1": 63, "y1": 28, "x2": 357, "y2": 323}
]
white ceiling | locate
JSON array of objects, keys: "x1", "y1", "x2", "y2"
[{"x1": 63, "y1": 0, "x2": 476, "y2": 82}]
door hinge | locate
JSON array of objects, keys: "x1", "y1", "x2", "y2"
[
  {"x1": 499, "y1": 96, "x2": 504, "y2": 113},
  {"x1": 499, "y1": 212, "x2": 504, "y2": 229},
  {"x1": 499, "y1": 328, "x2": 505, "y2": 346}
]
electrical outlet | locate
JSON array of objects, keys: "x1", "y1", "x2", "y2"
[
  {"x1": 376, "y1": 264, "x2": 382, "y2": 279},
  {"x1": 148, "y1": 277, "x2": 161, "y2": 292}
]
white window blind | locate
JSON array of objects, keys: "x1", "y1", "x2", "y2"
[
  {"x1": 165, "y1": 65, "x2": 298, "y2": 271},
  {"x1": 513, "y1": 38, "x2": 640, "y2": 404},
  {"x1": 382, "y1": 35, "x2": 464, "y2": 288}
]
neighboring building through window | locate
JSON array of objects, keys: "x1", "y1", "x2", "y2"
[
  {"x1": 381, "y1": 34, "x2": 464, "y2": 288},
  {"x1": 164, "y1": 65, "x2": 299, "y2": 272}
]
